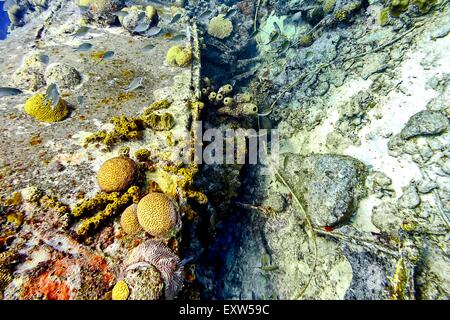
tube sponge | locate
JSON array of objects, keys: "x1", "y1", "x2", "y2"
[{"x1": 24, "y1": 93, "x2": 69, "y2": 123}]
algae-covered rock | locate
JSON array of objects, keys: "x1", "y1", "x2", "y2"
[
  {"x1": 400, "y1": 110, "x2": 448, "y2": 139},
  {"x1": 44, "y1": 63, "x2": 81, "y2": 89},
  {"x1": 282, "y1": 153, "x2": 368, "y2": 226},
  {"x1": 123, "y1": 265, "x2": 164, "y2": 300}
]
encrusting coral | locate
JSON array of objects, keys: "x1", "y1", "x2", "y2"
[
  {"x1": 166, "y1": 45, "x2": 193, "y2": 67},
  {"x1": 120, "y1": 204, "x2": 142, "y2": 235},
  {"x1": 207, "y1": 14, "x2": 233, "y2": 39},
  {"x1": 125, "y1": 240, "x2": 184, "y2": 300},
  {"x1": 97, "y1": 156, "x2": 138, "y2": 193},
  {"x1": 112, "y1": 280, "x2": 130, "y2": 300},
  {"x1": 24, "y1": 93, "x2": 69, "y2": 123},
  {"x1": 136, "y1": 192, "x2": 178, "y2": 237},
  {"x1": 86, "y1": 100, "x2": 175, "y2": 147}
]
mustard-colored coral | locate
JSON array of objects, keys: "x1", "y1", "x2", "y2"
[
  {"x1": 120, "y1": 204, "x2": 142, "y2": 235},
  {"x1": 145, "y1": 99, "x2": 172, "y2": 113},
  {"x1": 323, "y1": 0, "x2": 336, "y2": 13},
  {"x1": 24, "y1": 93, "x2": 69, "y2": 123},
  {"x1": 207, "y1": 14, "x2": 233, "y2": 39},
  {"x1": 97, "y1": 156, "x2": 138, "y2": 192},
  {"x1": 112, "y1": 280, "x2": 129, "y2": 300},
  {"x1": 75, "y1": 186, "x2": 140, "y2": 237},
  {"x1": 136, "y1": 192, "x2": 178, "y2": 237},
  {"x1": 141, "y1": 112, "x2": 175, "y2": 131},
  {"x1": 166, "y1": 45, "x2": 193, "y2": 67},
  {"x1": 135, "y1": 149, "x2": 151, "y2": 162}
]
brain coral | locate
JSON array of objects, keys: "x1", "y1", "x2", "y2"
[
  {"x1": 207, "y1": 14, "x2": 233, "y2": 39},
  {"x1": 166, "y1": 45, "x2": 193, "y2": 67},
  {"x1": 24, "y1": 93, "x2": 69, "y2": 122},
  {"x1": 120, "y1": 204, "x2": 142, "y2": 235},
  {"x1": 136, "y1": 192, "x2": 178, "y2": 237},
  {"x1": 112, "y1": 280, "x2": 129, "y2": 300},
  {"x1": 125, "y1": 240, "x2": 184, "y2": 300},
  {"x1": 97, "y1": 156, "x2": 137, "y2": 192}
]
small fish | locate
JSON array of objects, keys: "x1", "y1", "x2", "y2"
[
  {"x1": 45, "y1": 84, "x2": 60, "y2": 109},
  {"x1": 39, "y1": 54, "x2": 49, "y2": 64},
  {"x1": 78, "y1": 5, "x2": 90, "y2": 14},
  {"x1": 198, "y1": 9, "x2": 213, "y2": 21},
  {"x1": 145, "y1": 26, "x2": 161, "y2": 37},
  {"x1": 273, "y1": 21, "x2": 282, "y2": 34},
  {"x1": 112, "y1": 11, "x2": 128, "y2": 17},
  {"x1": 250, "y1": 29, "x2": 259, "y2": 38},
  {"x1": 77, "y1": 96, "x2": 84, "y2": 107},
  {"x1": 134, "y1": 21, "x2": 150, "y2": 33},
  {"x1": 124, "y1": 77, "x2": 144, "y2": 92},
  {"x1": 74, "y1": 43, "x2": 93, "y2": 52},
  {"x1": 169, "y1": 13, "x2": 182, "y2": 24},
  {"x1": 99, "y1": 51, "x2": 115, "y2": 61},
  {"x1": 0, "y1": 87, "x2": 22, "y2": 97},
  {"x1": 142, "y1": 43, "x2": 155, "y2": 52},
  {"x1": 259, "y1": 265, "x2": 279, "y2": 272},
  {"x1": 284, "y1": 11, "x2": 303, "y2": 26},
  {"x1": 225, "y1": 8, "x2": 238, "y2": 19},
  {"x1": 169, "y1": 34, "x2": 186, "y2": 42},
  {"x1": 266, "y1": 32, "x2": 279, "y2": 45},
  {"x1": 137, "y1": 11, "x2": 146, "y2": 22},
  {"x1": 72, "y1": 26, "x2": 89, "y2": 39}
]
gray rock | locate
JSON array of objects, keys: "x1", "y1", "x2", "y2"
[
  {"x1": 360, "y1": 53, "x2": 389, "y2": 80},
  {"x1": 398, "y1": 184, "x2": 421, "y2": 209},
  {"x1": 400, "y1": 110, "x2": 448, "y2": 139},
  {"x1": 371, "y1": 201, "x2": 402, "y2": 234},
  {"x1": 282, "y1": 153, "x2": 368, "y2": 226},
  {"x1": 44, "y1": 63, "x2": 81, "y2": 89}
]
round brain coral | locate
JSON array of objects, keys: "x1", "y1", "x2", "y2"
[
  {"x1": 112, "y1": 280, "x2": 129, "y2": 300},
  {"x1": 97, "y1": 156, "x2": 137, "y2": 192},
  {"x1": 207, "y1": 14, "x2": 233, "y2": 39},
  {"x1": 136, "y1": 192, "x2": 178, "y2": 237},
  {"x1": 24, "y1": 93, "x2": 69, "y2": 123},
  {"x1": 120, "y1": 204, "x2": 142, "y2": 235}
]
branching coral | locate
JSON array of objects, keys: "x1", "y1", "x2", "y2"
[
  {"x1": 207, "y1": 14, "x2": 233, "y2": 39},
  {"x1": 74, "y1": 186, "x2": 140, "y2": 237},
  {"x1": 24, "y1": 93, "x2": 69, "y2": 123}
]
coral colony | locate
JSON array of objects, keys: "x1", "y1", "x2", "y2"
[{"x1": 0, "y1": 0, "x2": 449, "y2": 301}]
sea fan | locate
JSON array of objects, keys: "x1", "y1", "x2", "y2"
[{"x1": 125, "y1": 240, "x2": 184, "y2": 300}]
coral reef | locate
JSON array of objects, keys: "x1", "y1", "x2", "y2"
[
  {"x1": 123, "y1": 265, "x2": 164, "y2": 300},
  {"x1": 80, "y1": 0, "x2": 124, "y2": 25},
  {"x1": 120, "y1": 204, "x2": 142, "y2": 235},
  {"x1": 125, "y1": 240, "x2": 184, "y2": 300},
  {"x1": 74, "y1": 186, "x2": 140, "y2": 237},
  {"x1": 207, "y1": 14, "x2": 233, "y2": 39},
  {"x1": 97, "y1": 156, "x2": 137, "y2": 192},
  {"x1": 136, "y1": 192, "x2": 178, "y2": 238},
  {"x1": 166, "y1": 45, "x2": 193, "y2": 68},
  {"x1": 112, "y1": 280, "x2": 129, "y2": 300},
  {"x1": 24, "y1": 93, "x2": 69, "y2": 122},
  {"x1": 44, "y1": 63, "x2": 81, "y2": 89}
]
